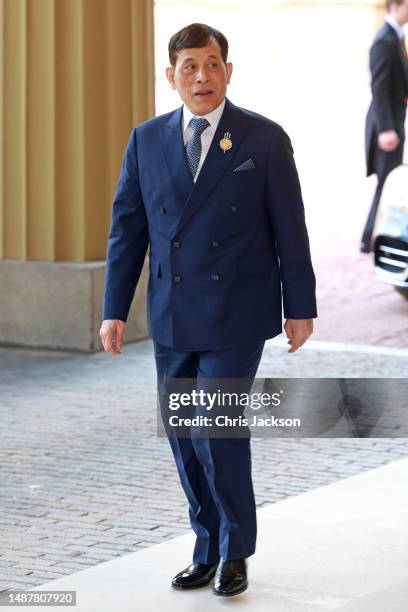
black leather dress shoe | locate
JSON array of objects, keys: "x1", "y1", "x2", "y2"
[
  {"x1": 171, "y1": 561, "x2": 218, "y2": 589},
  {"x1": 213, "y1": 558, "x2": 248, "y2": 596},
  {"x1": 360, "y1": 241, "x2": 371, "y2": 254}
]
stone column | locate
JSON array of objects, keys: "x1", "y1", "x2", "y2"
[{"x1": 0, "y1": 0, "x2": 154, "y2": 350}]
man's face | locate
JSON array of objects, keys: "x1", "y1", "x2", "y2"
[
  {"x1": 394, "y1": 0, "x2": 408, "y2": 25},
  {"x1": 166, "y1": 39, "x2": 233, "y2": 115}
]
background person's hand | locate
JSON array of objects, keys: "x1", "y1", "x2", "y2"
[
  {"x1": 284, "y1": 319, "x2": 313, "y2": 353},
  {"x1": 378, "y1": 130, "x2": 400, "y2": 152},
  {"x1": 100, "y1": 319, "x2": 125, "y2": 355}
]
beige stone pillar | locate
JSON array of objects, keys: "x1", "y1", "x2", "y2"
[
  {"x1": 0, "y1": 0, "x2": 154, "y2": 262},
  {"x1": 0, "y1": 0, "x2": 154, "y2": 350}
]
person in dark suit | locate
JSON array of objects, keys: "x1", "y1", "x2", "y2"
[
  {"x1": 100, "y1": 23, "x2": 317, "y2": 597},
  {"x1": 361, "y1": 0, "x2": 408, "y2": 253}
]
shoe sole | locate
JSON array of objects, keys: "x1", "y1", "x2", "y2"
[
  {"x1": 171, "y1": 577, "x2": 215, "y2": 590},
  {"x1": 212, "y1": 582, "x2": 248, "y2": 597}
]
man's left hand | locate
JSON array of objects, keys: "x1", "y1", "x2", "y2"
[{"x1": 284, "y1": 319, "x2": 313, "y2": 353}]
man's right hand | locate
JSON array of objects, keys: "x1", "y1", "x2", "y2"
[
  {"x1": 378, "y1": 130, "x2": 400, "y2": 152},
  {"x1": 100, "y1": 319, "x2": 125, "y2": 355}
]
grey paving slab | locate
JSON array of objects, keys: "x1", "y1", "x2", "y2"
[{"x1": 2, "y1": 459, "x2": 408, "y2": 612}]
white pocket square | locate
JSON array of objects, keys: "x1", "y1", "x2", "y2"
[{"x1": 233, "y1": 158, "x2": 256, "y2": 172}]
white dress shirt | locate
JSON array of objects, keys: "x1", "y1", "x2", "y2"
[
  {"x1": 182, "y1": 98, "x2": 226, "y2": 182},
  {"x1": 385, "y1": 15, "x2": 405, "y2": 41}
]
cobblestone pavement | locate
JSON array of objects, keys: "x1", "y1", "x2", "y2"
[
  {"x1": 1, "y1": 339, "x2": 408, "y2": 592},
  {"x1": 310, "y1": 239, "x2": 408, "y2": 349}
]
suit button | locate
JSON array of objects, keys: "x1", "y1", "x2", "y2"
[
  {"x1": 158, "y1": 206, "x2": 166, "y2": 214},
  {"x1": 173, "y1": 275, "x2": 181, "y2": 283},
  {"x1": 172, "y1": 240, "x2": 181, "y2": 248},
  {"x1": 212, "y1": 240, "x2": 219, "y2": 248},
  {"x1": 230, "y1": 205, "x2": 237, "y2": 212},
  {"x1": 212, "y1": 274, "x2": 220, "y2": 281}
]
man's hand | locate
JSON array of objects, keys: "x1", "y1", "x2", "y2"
[
  {"x1": 100, "y1": 319, "x2": 125, "y2": 355},
  {"x1": 378, "y1": 130, "x2": 400, "y2": 152},
  {"x1": 284, "y1": 319, "x2": 313, "y2": 353}
]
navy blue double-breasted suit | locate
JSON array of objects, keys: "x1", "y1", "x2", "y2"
[{"x1": 102, "y1": 97, "x2": 317, "y2": 563}]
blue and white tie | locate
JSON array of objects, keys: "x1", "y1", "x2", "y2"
[{"x1": 185, "y1": 117, "x2": 210, "y2": 179}]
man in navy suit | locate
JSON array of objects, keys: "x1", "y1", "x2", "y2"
[
  {"x1": 361, "y1": 0, "x2": 408, "y2": 252},
  {"x1": 100, "y1": 23, "x2": 317, "y2": 597}
]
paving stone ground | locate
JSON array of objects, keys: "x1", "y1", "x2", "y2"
[{"x1": 1, "y1": 338, "x2": 408, "y2": 592}]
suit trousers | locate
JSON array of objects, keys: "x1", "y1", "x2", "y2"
[
  {"x1": 361, "y1": 135, "x2": 405, "y2": 250},
  {"x1": 153, "y1": 339, "x2": 265, "y2": 564},
  {"x1": 361, "y1": 172, "x2": 388, "y2": 250}
]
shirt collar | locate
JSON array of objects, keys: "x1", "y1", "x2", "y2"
[
  {"x1": 182, "y1": 98, "x2": 226, "y2": 132},
  {"x1": 385, "y1": 15, "x2": 405, "y2": 41}
]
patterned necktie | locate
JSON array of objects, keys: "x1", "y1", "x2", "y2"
[{"x1": 185, "y1": 117, "x2": 210, "y2": 179}]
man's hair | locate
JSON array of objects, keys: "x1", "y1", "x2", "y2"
[
  {"x1": 168, "y1": 23, "x2": 229, "y2": 66},
  {"x1": 386, "y1": 0, "x2": 404, "y2": 11}
]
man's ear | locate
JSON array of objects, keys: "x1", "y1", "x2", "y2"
[
  {"x1": 166, "y1": 66, "x2": 176, "y2": 90},
  {"x1": 226, "y1": 62, "x2": 233, "y2": 85}
]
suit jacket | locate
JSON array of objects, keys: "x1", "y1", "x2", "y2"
[
  {"x1": 365, "y1": 22, "x2": 408, "y2": 177},
  {"x1": 102, "y1": 98, "x2": 317, "y2": 352}
]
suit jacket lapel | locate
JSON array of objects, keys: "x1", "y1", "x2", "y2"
[
  {"x1": 398, "y1": 40, "x2": 408, "y2": 88},
  {"x1": 174, "y1": 98, "x2": 248, "y2": 235},
  {"x1": 160, "y1": 106, "x2": 194, "y2": 205},
  {"x1": 385, "y1": 23, "x2": 408, "y2": 87}
]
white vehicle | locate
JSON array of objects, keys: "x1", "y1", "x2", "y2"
[{"x1": 373, "y1": 164, "x2": 408, "y2": 299}]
